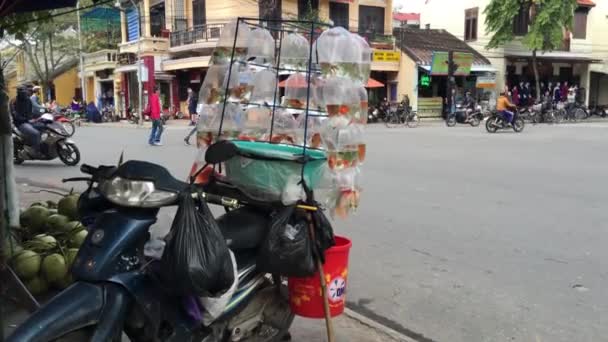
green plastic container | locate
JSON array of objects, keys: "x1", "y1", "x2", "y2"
[{"x1": 224, "y1": 141, "x2": 327, "y2": 202}]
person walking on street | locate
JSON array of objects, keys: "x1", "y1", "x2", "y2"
[
  {"x1": 184, "y1": 88, "x2": 199, "y2": 145},
  {"x1": 148, "y1": 86, "x2": 164, "y2": 146}
]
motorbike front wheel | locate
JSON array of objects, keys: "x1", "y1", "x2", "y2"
[
  {"x1": 385, "y1": 113, "x2": 402, "y2": 128},
  {"x1": 486, "y1": 117, "x2": 498, "y2": 133},
  {"x1": 57, "y1": 142, "x2": 81, "y2": 166},
  {"x1": 13, "y1": 141, "x2": 24, "y2": 165},
  {"x1": 512, "y1": 118, "x2": 525, "y2": 133},
  {"x1": 470, "y1": 116, "x2": 481, "y2": 127},
  {"x1": 407, "y1": 114, "x2": 420, "y2": 128},
  {"x1": 446, "y1": 116, "x2": 457, "y2": 127}
]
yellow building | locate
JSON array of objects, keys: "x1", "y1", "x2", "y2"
[{"x1": 4, "y1": 51, "x2": 80, "y2": 106}]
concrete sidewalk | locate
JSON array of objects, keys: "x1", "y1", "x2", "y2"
[{"x1": 4, "y1": 184, "x2": 409, "y2": 342}]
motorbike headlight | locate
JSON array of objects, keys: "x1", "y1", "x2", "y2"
[{"x1": 99, "y1": 176, "x2": 178, "y2": 207}]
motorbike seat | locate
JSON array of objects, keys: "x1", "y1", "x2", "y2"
[{"x1": 216, "y1": 207, "x2": 269, "y2": 250}]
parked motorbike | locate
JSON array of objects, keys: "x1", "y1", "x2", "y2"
[
  {"x1": 485, "y1": 109, "x2": 525, "y2": 133},
  {"x1": 446, "y1": 104, "x2": 483, "y2": 127},
  {"x1": 7, "y1": 144, "x2": 295, "y2": 342},
  {"x1": 13, "y1": 113, "x2": 81, "y2": 166},
  {"x1": 589, "y1": 103, "x2": 608, "y2": 118},
  {"x1": 367, "y1": 106, "x2": 379, "y2": 123}
]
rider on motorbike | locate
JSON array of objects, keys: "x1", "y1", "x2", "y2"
[
  {"x1": 12, "y1": 85, "x2": 44, "y2": 156},
  {"x1": 497, "y1": 91, "x2": 516, "y2": 125}
]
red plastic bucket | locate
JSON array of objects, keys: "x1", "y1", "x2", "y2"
[{"x1": 288, "y1": 236, "x2": 352, "y2": 318}]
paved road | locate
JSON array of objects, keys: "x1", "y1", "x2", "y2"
[{"x1": 14, "y1": 121, "x2": 608, "y2": 342}]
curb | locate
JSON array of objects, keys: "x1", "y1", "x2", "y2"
[{"x1": 343, "y1": 309, "x2": 418, "y2": 342}]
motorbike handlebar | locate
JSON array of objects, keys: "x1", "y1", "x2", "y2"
[{"x1": 80, "y1": 164, "x2": 96, "y2": 175}]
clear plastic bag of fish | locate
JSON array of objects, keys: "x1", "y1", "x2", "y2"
[
  {"x1": 315, "y1": 27, "x2": 364, "y2": 80},
  {"x1": 247, "y1": 28, "x2": 275, "y2": 66},
  {"x1": 211, "y1": 20, "x2": 251, "y2": 65},
  {"x1": 280, "y1": 33, "x2": 310, "y2": 71},
  {"x1": 284, "y1": 73, "x2": 314, "y2": 109},
  {"x1": 250, "y1": 69, "x2": 277, "y2": 105},
  {"x1": 197, "y1": 103, "x2": 245, "y2": 146},
  {"x1": 241, "y1": 106, "x2": 271, "y2": 141},
  {"x1": 198, "y1": 64, "x2": 240, "y2": 105},
  {"x1": 269, "y1": 109, "x2": 298, "y2": 144},
  {"x1": 318, "y1": 77, "x2": 360, "y2": 121}
]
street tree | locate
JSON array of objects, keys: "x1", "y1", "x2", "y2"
[
  {"x1": 484, "y1": 0, "x2": 578, "y2": 99},
  {"x1": 8, "y1": 15, "x2": 79, "y2": 101}
]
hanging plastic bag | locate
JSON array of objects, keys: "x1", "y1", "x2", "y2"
[
  {"x1": 280, "y1": 33, "x2": 310, "y2": 71},
  {"x1": 199, "y1": 250, "x2": 238, "y2": 326},
  {"x1": 161, "y1": 192, "x2": 234, "y2": 296},
  {"x1": 211, "y1": 20, "x2": 251, "y2": 65},
  {"x1": 257, "y1": 206, "x2": 316, "y2": 277},
  {"x1": 247, "y1": 28, "x2": 275, "y2": 66}
]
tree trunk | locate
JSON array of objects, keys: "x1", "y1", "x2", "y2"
[{"x1": 532, "y1": 49, "x2": 541, "y2": 101}]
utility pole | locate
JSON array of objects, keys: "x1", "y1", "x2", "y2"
[
  {"x1": 132, "y1": 0, "x2": 143, "y2": 126},
  {"x1": 446, "y1": 51, "x2": 458, "y2": 119},
  {"x1": 77, "y1": 1, "x2": 87, "y2": 104}
]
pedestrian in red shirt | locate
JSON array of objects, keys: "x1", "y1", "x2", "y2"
[{"x1": 148, "y1": 86, "x2": 164, "y2": 146}]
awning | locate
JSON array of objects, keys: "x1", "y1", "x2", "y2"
[
  {"x1": 115, "y1": 64, "x2": 139, "y2": 73},
  {"x1": 162, "y1": 56, "x2": 211, "y2": 71},
  {"x1": 419, "y1": 64, "x2": 496, "y2": 73},
  {"x1": 505, "y1": 53, "x2": 601, "y2": 64},
  {"x1": 366, "y1": 78, "x2": 384, "y2": 88},
  {"x1": 278, "y1": 77, "x2": 385, "y2": 88}
]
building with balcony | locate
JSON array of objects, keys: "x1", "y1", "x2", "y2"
[
  {"x1": 82, "y1": 49, "x2": 118, "y2": 108},
  {"x1": 419, "y1": 0, "x2": 607, "y2": 105},
  {"x1": 116, "y1": 0, "x2": 173, "y2": 117},
  {"x1": 161, "y1": 0, "x2": 396, "y2": 112}
]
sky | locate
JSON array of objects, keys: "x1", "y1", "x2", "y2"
[{"x1": 393, "y1": 0, "x2": 427, "y2": 13}]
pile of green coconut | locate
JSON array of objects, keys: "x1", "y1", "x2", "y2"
[{"x1": 2, "y1": 193, "x2": 87, "y2": 296}]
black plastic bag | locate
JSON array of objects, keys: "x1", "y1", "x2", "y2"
[
  {"x1": 310, "y1": 209, "x2": 336, "y2": 264},
  {"x1": 161, "y1": 192, "x2": 234, "y2": 296},
  {"x1": 257, "y1": 206, "x2": 316, "y2": 277}
]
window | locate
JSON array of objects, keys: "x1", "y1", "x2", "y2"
[
  {"x1": 573, "y1": 8, "x2": 589, "y2": 39},
  {"x1": 513, "y1": 4, "x2": 529, "y2": 36},
  {"x1": 329, "y1": 2, "x2": 349, "y2": 29},
  {"x1": 192, "y1": 0, "x2": 206, "y2": 27},
  {"x1": 358, "y1": 5, "x2": 385, "y2": 35},
  {"x1": 464, "y1": 7, "x2": 478, "y2": 41}
]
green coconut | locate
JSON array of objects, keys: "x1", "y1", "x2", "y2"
[
  {"x1": 46, "y1": 214, "x2": 70, "y2": 232},
  {"x1": 69, "y1": 230, "x2": 88, "y2": 248},
  {"x1": 54, "y1": 272, "x2": 74, "y2": 290},
  {"x1": 58, "y1": 195, "x2": 80, "y2": 220},
  {"x1": 66, "y1": 248, "x2": 80, "y2": 267},
  {"x1": 31, "y1": 234, "x2": 58, "y2": 251},
  {"x1": 20, "y1": 206, "x2": 51, "y2": 233},
  {"x1": 1, "y1": 234, "x2": 23, "y2": 259},
  {"x1": 25, "y1": 276, "x2": 49, "y2": 296},
  {"x1": 12, "y1": 250, "x2": 42, "y2": 280},
  {"x1": 46, "y1": 200, "x2": 58, "y2": 209},
  {"x1": 61, "y1": 221, "x2": 85, "y2": 234},
  {"x1": 42, "y1": 253, "x2": 68, "y2": 283},
  {"x1": 30, "y1": 202, "x2": 48, "y2": 208}
]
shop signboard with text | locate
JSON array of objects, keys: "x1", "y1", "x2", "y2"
[
  {"x1": 372, "y1": 50, "x2": 400, "y2": 63},
  {"x1": 430, "y1": 51, "x2": 474, "y2": 76}
]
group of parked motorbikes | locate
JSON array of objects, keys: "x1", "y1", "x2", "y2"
[
  {"x1": 367, "y1": 96, "x2": 605, "y2": 135},
  {"x1": 367, "y1": 98, "x2": 420, "y2": 128}
]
